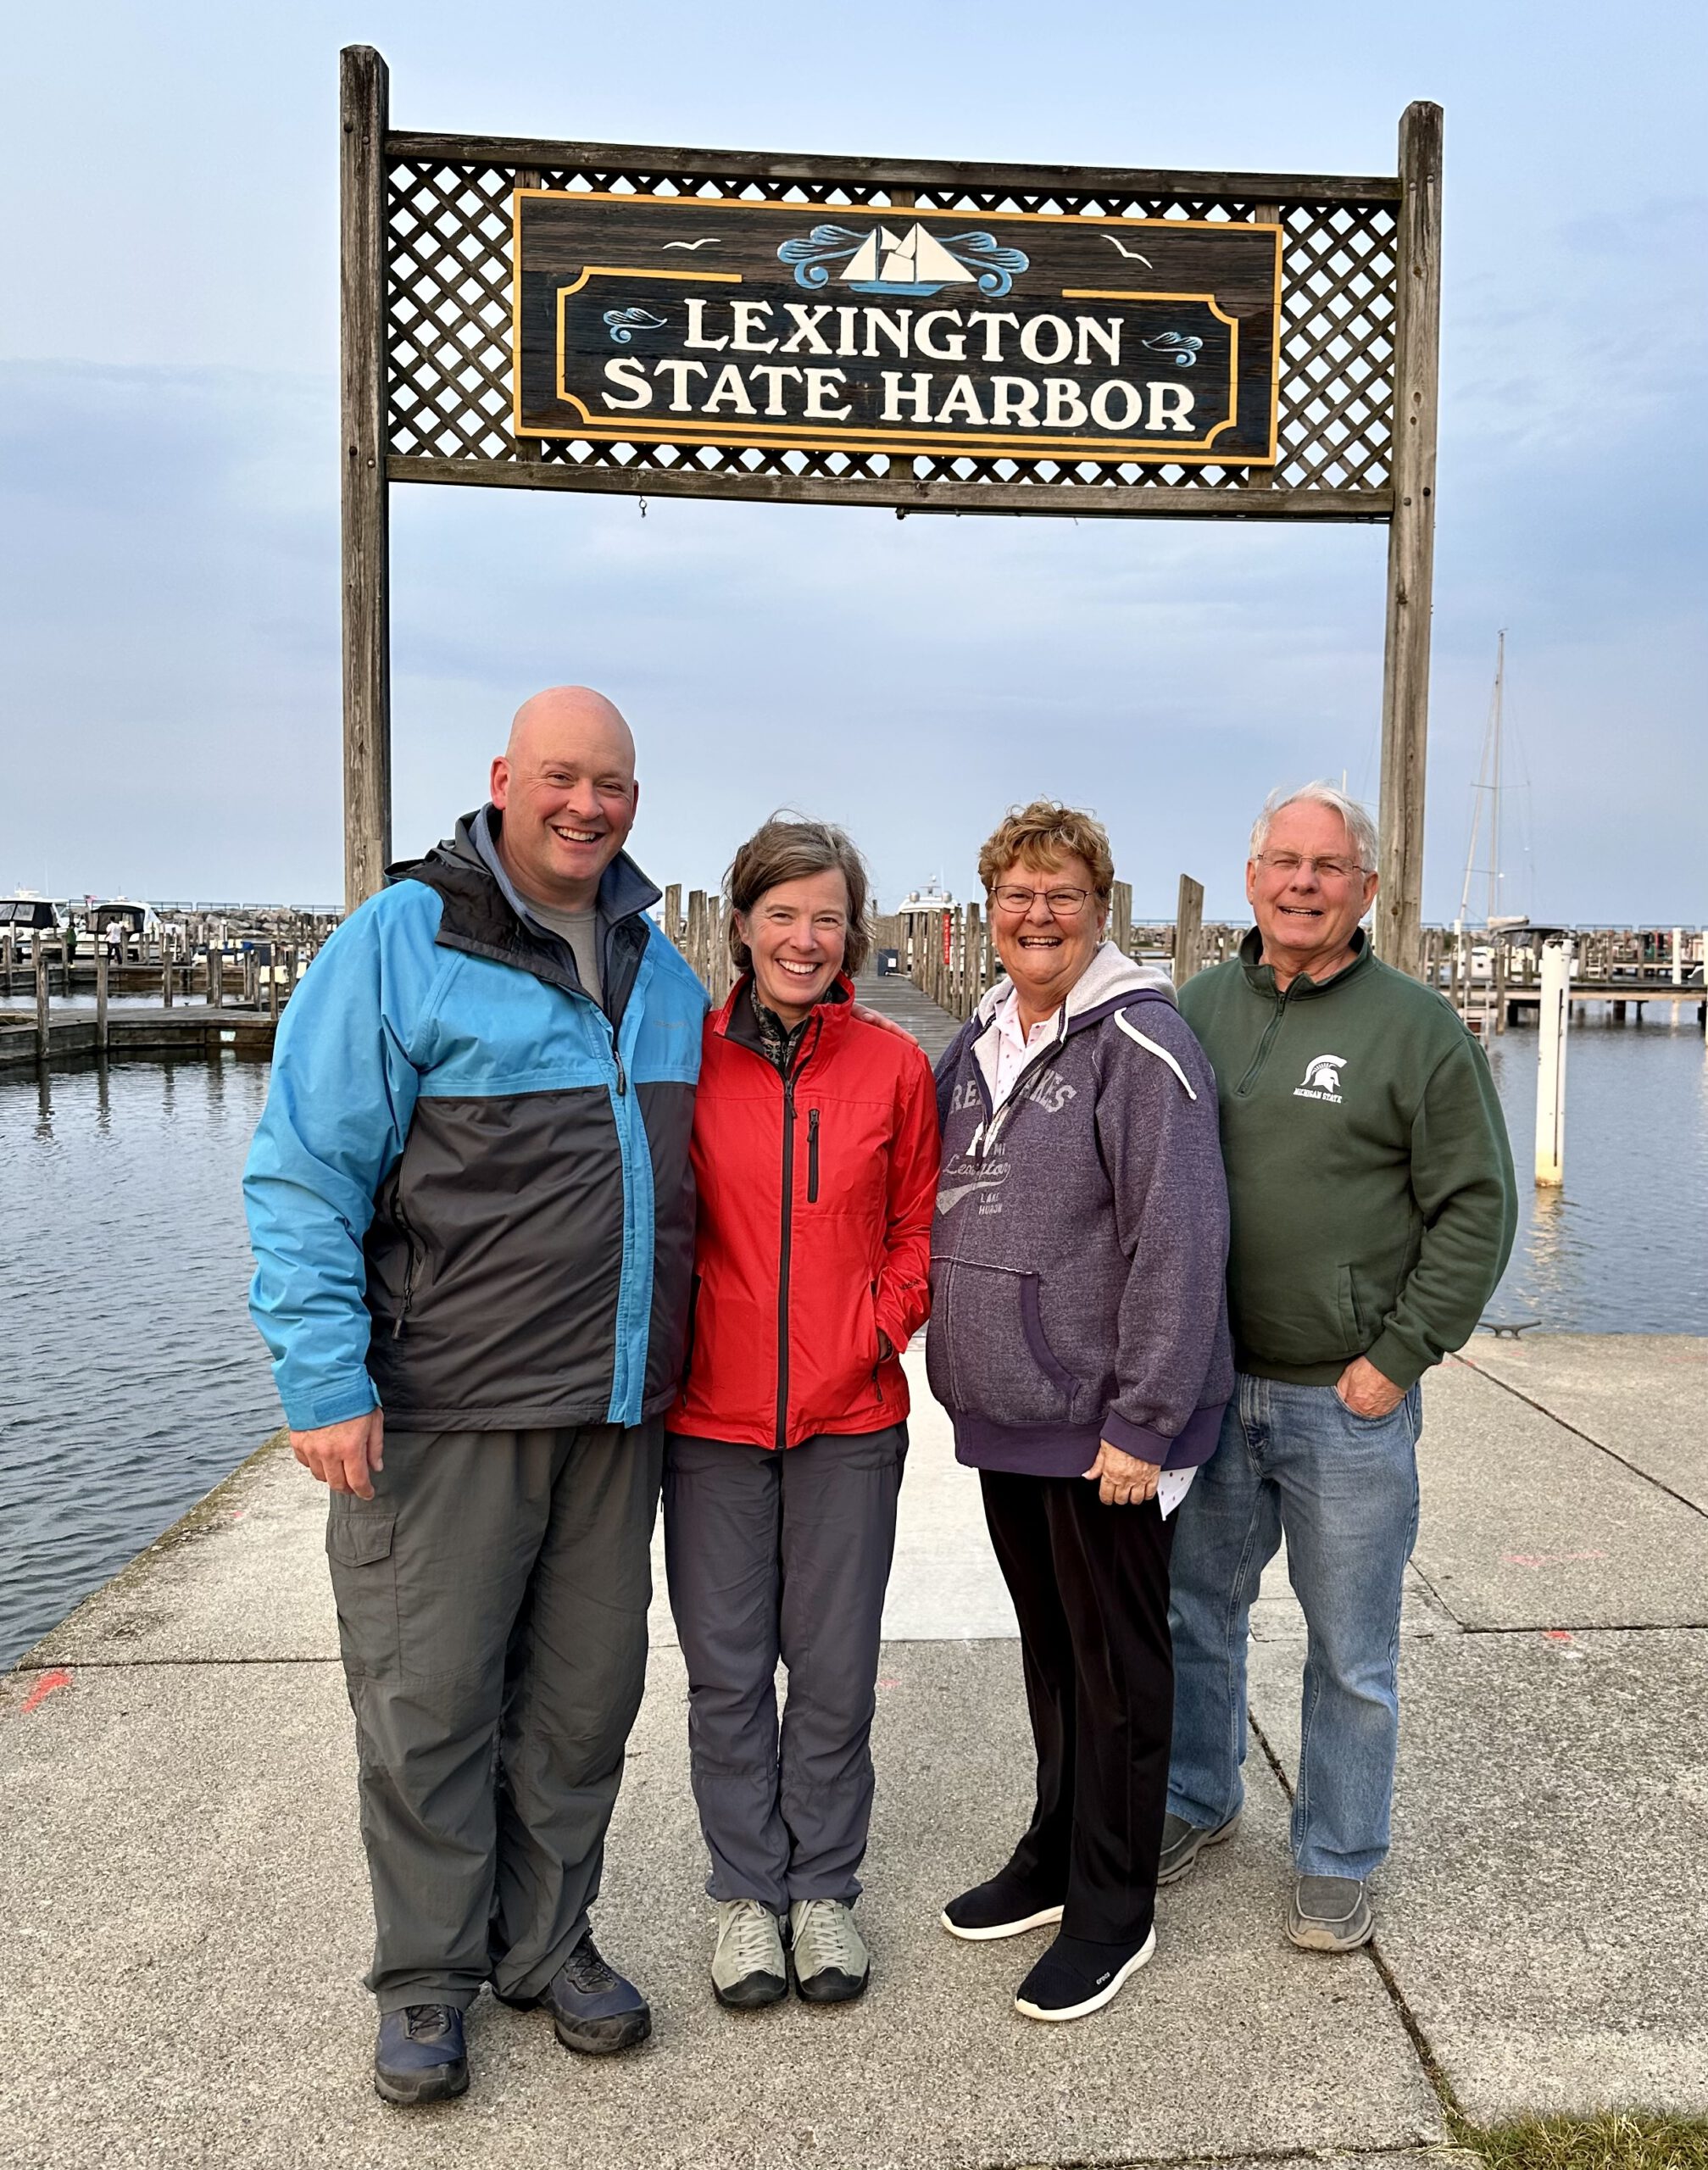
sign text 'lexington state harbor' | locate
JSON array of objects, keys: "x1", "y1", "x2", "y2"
[{"x1": 514, "y1": 193, "x2": 1283, "y2": 465}]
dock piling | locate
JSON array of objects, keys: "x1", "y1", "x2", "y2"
[
  {"x1": 1534, "y1": 938, "x2": 1571, "y2": 1188},
  {"x1": 34, "y1": 947, "x2": 50, "y2": 1058},
  {"x1": 1174, "y1": 875, "x2": 1205, "y2": 990},
  {"x1": 95, "y1": 943, "x2": 109, "y2": 1051}
]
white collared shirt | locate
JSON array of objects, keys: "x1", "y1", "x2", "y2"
[{"x1": 987, "y1": 983, "x2": 1060, "y2": 1113}]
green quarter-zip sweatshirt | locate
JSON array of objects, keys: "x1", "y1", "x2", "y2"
[{"x1": 1178, "y1": 929, "x2": 1516, "y2": 1392}]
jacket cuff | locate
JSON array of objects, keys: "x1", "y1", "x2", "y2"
[
  {"x1": 1102, "y1": 1401, "x2": 1227, "y2": 1471},
  {"x1": 874, "y1": 1289, "x2": 915, "y2": 1360},
  {"x1": 1099, "y1": 1409, "x2": 1172, "y2": 1465},
  {"x1": 1361, "y1": 1333, "x2": 1426, "y2": 1394},
  {"x1": 281, "y1": 1377, "x2": 379, "y2": 1433}
]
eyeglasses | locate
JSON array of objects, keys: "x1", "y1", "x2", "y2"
[
  {"x1": 1253, "y1": 852, "x2": 1368, "y2": 883},
  {"x1": 991, "y1": 885, "x2": 1092, "y2": 917}
]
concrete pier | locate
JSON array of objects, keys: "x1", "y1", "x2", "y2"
[{"x1": 3, "y1": 1331, "x2": 1705, "y2": 2168}]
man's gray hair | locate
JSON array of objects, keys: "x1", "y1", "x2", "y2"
[{"x1": 1249, "y1": 782, "x2": 1378, "y2": 873}]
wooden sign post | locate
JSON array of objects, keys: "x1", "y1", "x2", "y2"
[{"x1": 340, "y1": 47, "x2": 1441, "y2": 976}]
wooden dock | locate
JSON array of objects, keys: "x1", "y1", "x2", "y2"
[{"x1": 0, "y1": 1007, "x2": 277, "y2": 1069}]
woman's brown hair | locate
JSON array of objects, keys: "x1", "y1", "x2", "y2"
[{"x1": 726, "y1": 814, "x2": 872, "y2": 976}]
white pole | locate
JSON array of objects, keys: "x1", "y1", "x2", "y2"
[
  {"x1": 1672, "y1": 926, "x2": 1683, "y2": 988},
  {"x1": 1535, "y1": 938, "x2": 1571, "y2": 1188}
]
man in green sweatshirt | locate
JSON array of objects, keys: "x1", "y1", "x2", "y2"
[{"x1": 1162, "y1": 782, "x2": 1516, "y2": 1953}]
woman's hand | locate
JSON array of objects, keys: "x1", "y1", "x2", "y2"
[{"x1": 1082, "y1": 1441, "x2": 1161, "y2": 1507}]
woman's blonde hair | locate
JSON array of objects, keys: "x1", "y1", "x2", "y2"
[
  {"x1": 726, "y1": 814, "x2": 871, "y2": 975},
  {"x1": 976, "y1": 800, "x2": 1115, "y2": 902}
]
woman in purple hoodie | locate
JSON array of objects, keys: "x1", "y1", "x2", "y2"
[{"x1": 929, "y1": 800, "x2": 1232, "y2": 2022}]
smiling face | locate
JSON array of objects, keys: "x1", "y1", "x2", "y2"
[
  {"x1": 989, "y1": 850, "x2": 1108, "y2": 1026},
  {"x1": 489, "y1": 687, "x2": 639, "y2": 910},
  {"x1": 1246, "y1": 798, "x2": 1379, "y2": 985},
  {"x1": 737, "y1": 869, "x2": 851, "y2": 1028}
]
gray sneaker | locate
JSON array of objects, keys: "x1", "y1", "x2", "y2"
[
  {"x1": 711, "y1": 1900, "x2": 787, "y2": 2009},
  {"x1": 788, "y1": 1899, "x2": 870, "y2": 2004},
  {"x1": 1157, "y1": 1808, "x2": 1241, "y2": 1886},
  {"x1": 1287, "y1": 1874, "x2": 1374, "y2": 1952}
]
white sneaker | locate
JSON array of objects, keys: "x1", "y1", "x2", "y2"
[
  {"x1": 710, "y1": 1899, "x2": 787, "y2": 2009},
  {"x1": 788, "y1": 1899, "x2": 870, "y2": 2004}
]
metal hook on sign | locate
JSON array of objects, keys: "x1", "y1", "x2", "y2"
[{"x1": 638, "y1": 494, "x2": 648, "y2": 519}]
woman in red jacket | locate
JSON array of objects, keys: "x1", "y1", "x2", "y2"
[{"x1": 665, "y1": 815, "x2": 938, "y2": 2014}]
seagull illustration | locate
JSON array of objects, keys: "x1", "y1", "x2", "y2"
[
  {"x1": 1103, "y1": 236, "x2": 1154, "y2": 266},
  {"x1": 663, "y1": 237, "x2": 722, "y2": 250}
]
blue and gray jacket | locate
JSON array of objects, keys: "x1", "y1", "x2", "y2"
[{"x1": 243, "y1": 809, "x2": 707, "y2": 1434}]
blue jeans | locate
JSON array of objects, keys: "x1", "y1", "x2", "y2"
[{"x1": 1166, "y1": 1374, "x2": 1421, "y2": 1880}]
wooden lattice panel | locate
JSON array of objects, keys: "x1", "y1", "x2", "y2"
[{"x1": 384, "y1": 145, "x2": 1397, "y2": 515}]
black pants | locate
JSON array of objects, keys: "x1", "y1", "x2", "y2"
[{"x1": 981, "y1": 1469, "x2": 1176, "y2": 1945}]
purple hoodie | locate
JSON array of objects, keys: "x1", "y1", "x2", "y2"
[{"x1": 927, "y1": 943, "x2": 1233, "y2": 1477}]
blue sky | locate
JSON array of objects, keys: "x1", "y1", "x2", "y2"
[{"x1": 2, "y1": 0, "x2": 1702, "y2": 922}]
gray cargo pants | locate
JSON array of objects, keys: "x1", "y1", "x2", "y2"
[
  {"x1": 662, "y1": 1424, "x2": 906, "y2": 1912},
  {"x1": 325, "y1": 1420, "x2": 663, "y2": 2012}
]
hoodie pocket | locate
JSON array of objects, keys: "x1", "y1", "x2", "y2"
[{"x1": 928, "y1": 1260, "x2": 1080, "y2": 1425}]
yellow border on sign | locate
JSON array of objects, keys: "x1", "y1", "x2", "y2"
[
  {"x1": 556, "y1": 265, "x2": 743, "y2": 296},
  {"x1": 1062, "y1": 288, "x2": 1239, "y2": 449},
  {"x1": 511, "y1": 187, "x2": 1282, "y2": 464},
  {"x1": 553, "y1": 270, "x2": 742, "y2": 406},
  {"x1": 550, "y1": 273, "x2": 1238, "y2": 452}
]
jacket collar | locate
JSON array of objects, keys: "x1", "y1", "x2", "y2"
[
  {"x1": 389, "y1": 808, "x2": 661, "y2": 1006},
  {"x1": 467, "y1": 804, "x2": 661, "y2": 931},
  {"x1": 1238, "y1": 923, "x2": 1373, "y2": 999},
  {"x1": 714, "y1": 970, "x2": 854, "y2": 1052}
]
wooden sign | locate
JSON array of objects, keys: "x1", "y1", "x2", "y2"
[{"x1": 514, "y1": 193, "x2": 1282, "y2": 465}]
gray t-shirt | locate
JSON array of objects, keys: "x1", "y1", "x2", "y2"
[{"x1": 521, "y1": 896, "x2": 602, "y2": 1003}]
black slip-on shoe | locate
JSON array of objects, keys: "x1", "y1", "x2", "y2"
[
  {"x1": 940, "y1": 1872, "x2": 1065, "y2": 1942},
  {"x1": 1157, "y1": 1808, "x2": 1241, "y2": 1886},
  {"x1": 495, "y1": 1934, "x2": 652, "y2": 2053},
  {"x1": 374, "y1": 2004, "x2": 469, "y2": 2105},
  {"x1": 1014, "y1": 1928, "x2": 1157, "y2": 2023}
]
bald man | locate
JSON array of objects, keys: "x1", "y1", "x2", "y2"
[{"x1": 245, "y1": 688, "x2": 708, "y2": 2104}]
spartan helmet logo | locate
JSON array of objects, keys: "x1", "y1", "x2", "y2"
[{"x1": 1300, "y1": 1054, "x2": 1347, "y2": 1097}]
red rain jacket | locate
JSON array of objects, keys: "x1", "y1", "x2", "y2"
[{"x1": 668, "y1": 975, "x2": 940, "y2": 1449}]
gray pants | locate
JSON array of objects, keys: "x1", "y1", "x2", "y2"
[
  {"x1": 662, "y1": 1424, "x2": 906, "y2": 1911},
  {"x1": 325, "y1": 1421, "x2": 663, "y2": 2012}
]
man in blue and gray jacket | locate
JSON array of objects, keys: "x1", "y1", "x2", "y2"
[{"x1": 243, "y1": 687, "x2": 706, "y2": 2106}]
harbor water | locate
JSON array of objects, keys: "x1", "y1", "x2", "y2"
[{"x1": 2, "y1": 1014, "x2": 1705, "y2": 1670}]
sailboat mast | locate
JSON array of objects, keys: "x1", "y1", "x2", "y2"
[{"x1": 1486, "y1": 630, "x2": 1505, "y2": 926}]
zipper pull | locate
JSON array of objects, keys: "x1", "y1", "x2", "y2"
[{"x1": 614, "y1": 1043, "x2": 627, "y2": 1096}]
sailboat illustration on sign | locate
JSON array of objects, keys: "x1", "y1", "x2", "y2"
[
  {"x1": 779, "y1": 221, "x2": 1029, "y2": 297},
  {"x1": 841, "y1": 223, "x2": 976, "y2": 293}
]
